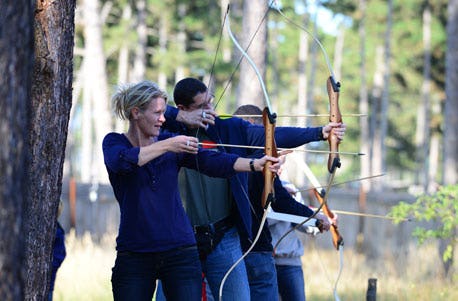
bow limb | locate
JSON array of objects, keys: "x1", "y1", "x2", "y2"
[
  {"x1": 292, "y1": 153, "x2": 344, "y2": 250},
  {"x1": 262, "y1": 107, "x2": 278, "y2": 208},
  {"x1": 313, "y1": 189, "x2": 344, "y2": 250}
]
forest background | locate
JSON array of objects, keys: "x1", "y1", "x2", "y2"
[{"x1": 1, "y1": 0, "x2": 457, "y2": 300}]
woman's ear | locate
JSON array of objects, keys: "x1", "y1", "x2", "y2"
[{"x1": 130, "y1": 107, "x2": 140, "y2": 119}]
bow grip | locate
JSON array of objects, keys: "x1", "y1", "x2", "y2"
[
  {"x1": 262, "y1": 107, "x2": 277, "y2": 208},
  {"x1": 327, "y1": 76, "x2": 342, "y2": 173}
]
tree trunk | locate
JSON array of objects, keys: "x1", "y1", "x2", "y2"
[
  {"x1": 115, "y1": 3, "x2": 132, "y2": 132},
  {"x1": 428, "y1": 98, "x2": 441, "y2": 190},
  {"x1": 443, "y1": 0, "x2": 458, "y2": 186},
  {"x1": 293, "y1": 10, "x2": 310, "y2": 187},
  {"x1": 357, "y1": 0, "x2": 369, "y2": 253},
  {"x1": 157, "y1": 2, "x2": 169, "y2": 90},
  {"x1": 81, "y1": 0, "x2": 110, "y2": 184},
  {"x1": 415, "y1": 2, "x2": 432, "y2": 191},
  {"x1": 370, "y1": 45, "x2": 384, "y2": 191},
  {"x1": 237, "y1": 0, "x2": 268, "y2": 109},
  {"x1": 132, "y1": 0, "x2": 147, "y2": 82},
  {"x1": 297, "y1": 13, "x2": 309, "y2": 125},
  {"x1": 333, "y1": 27, "x2": 344, "y2": 82},
  {"x1": 378, "y1": 0, "x2": 393, "y2": 179},
  {"x1": 372, "y1": 0, "x2": 392, "y2": 190},
  {"x1": 175, "y1": 3, "x2": 187, "y2": 84},
  {"x1": 219, "y1": 0, "x2": 233, "y2": 113},
  {"x1": 306, "y1": 10, "x2": 319, "y2": 115},
  {"x1": 440, "y1": 0, "x2": 458, "y2": 277},
  {"x1": 24, "y1": 1, "x2": 75, "y2": 299},
  {"x1": 0, "y1": 1, "x2": 35, "y2": 299}
]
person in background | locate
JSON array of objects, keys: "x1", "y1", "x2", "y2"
[
  {"x1": 234, "y1": 104, "x2": 342, "y2": 301},
  {"x1": 269, "y1": 180, "x2": 320, "y2": 301},
  {"x1": 160, "y1": 77, "x2": 344, "y2": 301},
  {"x1": 48, "y1": 201, "x2": 66, "y2": 301},
  {"x1": 102, "y1": 80, "x2": 281, "y2": 301}
]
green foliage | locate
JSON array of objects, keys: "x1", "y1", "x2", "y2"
[{"x1": 390, "y1": 185, "x2": 458, "y2": 262}]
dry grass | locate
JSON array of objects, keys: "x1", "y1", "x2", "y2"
[
  {"x1": 302, "y1": 239, "x2": 457, "y2": 301},
  {"x1": 53, "y1": 230, "x2": 115, "y2": 301},
  {"x1": 53, "y1": 231, "x2": 456, "y2": 301}
]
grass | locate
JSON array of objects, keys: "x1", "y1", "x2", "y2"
[
  {"x1": 53, "y1": 230, "x2": 114, "y2": 301},
  {"x1": 53, "y1": 231, "x2": 456, "y2": 301}
]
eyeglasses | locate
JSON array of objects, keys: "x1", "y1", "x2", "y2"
[{"x1": 189, "y1": 92, "x2": 214, "y2": 110}]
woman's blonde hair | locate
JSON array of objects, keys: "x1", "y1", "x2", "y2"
[{"x1": 112, "y1": 80, "x2": 168, "y2": 120}]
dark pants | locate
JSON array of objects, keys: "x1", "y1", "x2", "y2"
[{"x1": 111, "y1": 246, "x2": 202, "y2": 301}]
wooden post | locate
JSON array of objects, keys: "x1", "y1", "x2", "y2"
[{"x1": 366, "y1": 278, "x2": 377, "y2": 301}]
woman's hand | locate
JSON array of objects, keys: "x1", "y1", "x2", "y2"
[{"x1": 168, "y1": 135, "x2": 199, "y2": 154}]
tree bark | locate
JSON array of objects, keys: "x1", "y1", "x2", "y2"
[
  {"x1": 115, "y1": 3, "x2": 132, "y2": 133},
  {"x1": 24, "y1": 1, "x2": 75, "y2": 299},
  {"x1": 372, "y1": 0, "x2": 392, "y2": 190},
  {"x1": 237, "y1": 0, "x2": 268, "y2": 109},
  {"x1": 443, "y1": 0, "x2": 458, "y2": 186},
  {"x1": 306, "y1": 9, "x2": 319, "y2": 116},
  {"x1": 379, "y1": 0, "x2": 393, "y2": 179},
  {"x1": 175, "y1": 3, "x2": 187, "y2": 84},
  {"x1": 357, "y1": 0, "x2": 369, "y2": 252},
  {"x1": 0, "y1": 1, "x2": 35, "y2": 299},
  {"x1": 81, "y1": 0, "x2": 110, "y2": 184},
  {"x1": 132, "y1": 0, "x2": 147, "y2": 82},
  {"x1": 440, "y1": 0, "x2": 458, "y2": 278},
  {"x1": 415, "y1": 2, "x2": 432, "y2": 191},
  {"x1": 293, "y1": 9, "x2": 310, "y2": 187},
  {"x1": 370, "y1": 45, "x2": 384, "y2": 191}
]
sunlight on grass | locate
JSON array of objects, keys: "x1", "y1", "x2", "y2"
[
  {"x1": 53, "y1": 230, "x2": 115, "y2": 301},
  {"x1": 302, "y1": 239, "x2": 457, "y2": 301},
  {"x1": 53, "y1": 231, "x2": 456, "y2": 300}
]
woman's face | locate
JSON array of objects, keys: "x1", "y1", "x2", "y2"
[{"x1": 136, "y1": 97, "x2": 166, "y2": 138}]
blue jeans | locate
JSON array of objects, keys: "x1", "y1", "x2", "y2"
[
  {"x1": 203, "y1": 226, "x2": 250, "y2": 301},
  {"x1": 276, "y1": 265, "x2": 306, "y2": 301},
  {"x1": 111, "y1": 246, "x2": 202, "y2": 301},
  {"x1": 244, "y1": 252, "x2": 279, "y2": 301},
  {"x1": 156, "y1": 227, "x2": 248, "y2": 301}
]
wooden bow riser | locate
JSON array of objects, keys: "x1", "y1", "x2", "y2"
[
  {"x1": 326, "y1": 76, "x2": 342, "y2": 173},
  {"x1": 262, "y1": 107, "x2": 278, "y2": 208}
]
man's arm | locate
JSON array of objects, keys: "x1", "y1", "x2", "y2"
[{"x1": 245, "y1": 122, "x2": 345, "y2": 149}]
